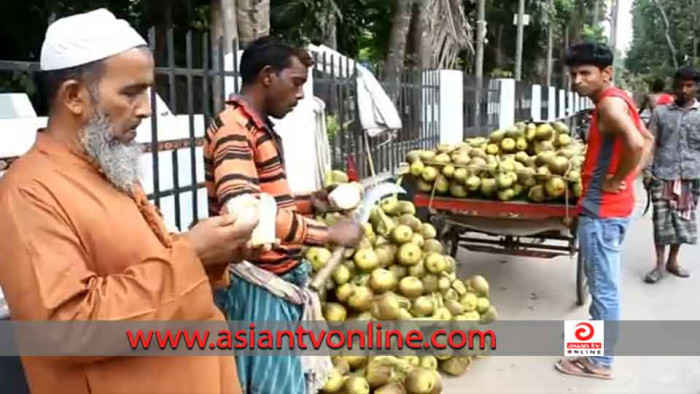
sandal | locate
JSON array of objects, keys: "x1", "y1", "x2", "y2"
[
  {"x1": 555, "y1": 358, "x2": 614, "y2": 380},
  {"x1": 644, "y1": 269, "x2": 664, "y2": 284},
  {"x1": 666, "y1": 265, "x2": 691, "y2": 278}
]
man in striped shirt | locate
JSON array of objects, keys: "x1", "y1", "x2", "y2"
[{"x1": 204, "y1": 36, "x2": 363, "y2": 393}]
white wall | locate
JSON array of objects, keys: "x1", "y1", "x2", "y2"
[
  {"x1": 438, "y1": 70, "x2": 463, "y2": 144},
  {"x1": 498, "y1": 79, "x2": 515, "y2": 129},
  {"x1": 558, "y1": 89, "x2": 567, "y2": 119},
  {"x1": 531, "y1": 84, "x2": 542, "y2": 122},
  {"x1": 0, "y1": 93, "x2": 36, "y2": 118},
  {"x1": 567, "y1": 91, "x2": 575, "y2": 116},
  {"x1": 548, "y1": 87, "x2": 557, "y2": 121}
]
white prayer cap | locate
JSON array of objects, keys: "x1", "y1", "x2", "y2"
[{"x1": 40, "y1": 9, "x2": 148, "y2": 71}]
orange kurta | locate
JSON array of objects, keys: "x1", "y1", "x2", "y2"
[{"x1": 0, "y1": 131, "x2": 240, "y2": 394}]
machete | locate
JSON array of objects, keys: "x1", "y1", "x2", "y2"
[
  {"x1": 643, "y1": 184, "x2": 652, "y2": 216},
  {"x1": 309, "y1": 182, "x2": 406, "y2": 292}
]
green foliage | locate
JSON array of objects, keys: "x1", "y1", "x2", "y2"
[
  {"x1": 554, "y1": 0, "x2": 576, "y2": 24},
  {"x1": 490, "y1": 68, "x2": 513, "y2": 78},
  {"x1": 326, "y1": 114, "x2": 339, "y2": 142},
  {"x1": 626, "y1": 0, "x2": 700, "y2": 84},
  {"x1": 270, "y1": 0, "x2": 340, "y2": 46},
  {"x1": 325, "y1": 113, "x2": 354, "y2": 146},
  {"x1": 270, "y1": 0, "x2": 392, "y2": 70},
  {"x1": 582, "y1": 24, "x2": 606, "y2": 43},
  {"x1": 473, "y1": 0, "x2": 609, "y2": 84}
]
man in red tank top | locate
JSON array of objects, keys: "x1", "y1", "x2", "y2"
[
  {"x1": 638, "y1": 78, "x2": 674, "y2": 118},
  {"x1": 555, "y1": 43, "x2": 655, "y2": 380}
]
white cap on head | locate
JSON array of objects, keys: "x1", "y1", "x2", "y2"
[{"x1": 40, "y1": 8, "x2": 148, "y2": 71}]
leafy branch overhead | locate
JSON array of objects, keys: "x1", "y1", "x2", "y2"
[
  {"x1": 4, "y1": 0, "x2": 695, "y2": 93},
  {"x1": 626, "y1": 0, "x2": 699, "y2": 82}
]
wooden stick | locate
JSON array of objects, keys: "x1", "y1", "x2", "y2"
[{"x1": 310, "y1": 246, "x2": 345, "y2": 292}]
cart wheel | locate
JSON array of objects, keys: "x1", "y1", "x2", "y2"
[
  {"x1": 576, "y1": 250, "x2": 588, "y2": 306},
  {"x1": 449, "y1": 228, "x2": 459, "y2": 258},
  {"x1": 436, "y1": 223, "x2": 459, "y2": 258}
]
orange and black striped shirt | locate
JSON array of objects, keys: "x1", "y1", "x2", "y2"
[{"x1": 204, "y1": 96, "x2": 329, "y2": 275}]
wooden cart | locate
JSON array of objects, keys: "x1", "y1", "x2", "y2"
[{"x1": 413, "y1": 193, "x2": 587, "y2": 306}]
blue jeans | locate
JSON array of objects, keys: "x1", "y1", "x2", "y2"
[{"x1": 578, "y1": 215, "x2": 631, "y2": 368}]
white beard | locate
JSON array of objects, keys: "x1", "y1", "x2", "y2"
[{"x1": 79, "y1": 110, "x2": 143, "y2": 195}]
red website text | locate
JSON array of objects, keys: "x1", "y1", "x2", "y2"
[{"x1": 126, "y1": 323, "x2": 497, "y2": 352}]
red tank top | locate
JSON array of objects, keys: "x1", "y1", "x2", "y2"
[
  {"x1": 579, "y1": 87, "x2": 643, "y2": 218},
  {"x1": 656, "y1": 93, "x2": 674, "y2": 106}
]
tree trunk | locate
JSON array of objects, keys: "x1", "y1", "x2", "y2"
[
  {"x1": 546, "y1": 0, "x2": 553, "y2": 87},
  {"x1": 495, "y1": 24, "x2": 504, "y2": 69},
  {"x1": 324, "y1": 12, "x2": 337, "y2": 50},
  {"x1": 151, "y1": 0, "x2": 173, "y2": 66},
  {"x1": 609, "y1": 0, "x2": 618, "y2": 50},
  {"x1": 211, "y1": 0, "x2": 238, "y2": 112},
  {"x1": 384, "y1": 0, "x2": 414, "y2": 101},
  {"x1": 560, "y1": 25, "x2": 569, "y2": 89},
  {"x1": 514, "y1": 0, "x2": 525, "y2": 81},
  {"x1": 571, "y1": 0, "x2": 585, "y2": 44},
  {"x1": 694, "y1": 4, "x2": 699, "y2": 65},
  {"x1": 236, "y1": 0, "x2": 270, "y2": 47},
  {"x1": 474, "y1": 0, "x2": 486, "y2": 80},
  {"x1": 592, "y1": 0, "x2": 599, "y2": 26},
  {"x1": 221, "y1": 0, "x2": 239, "y2": 52},
  {"x1": 650, "y1": 0, "x2": 679, "y2": 70},
  {"x1": 412, "y1": 0, "x2": 430, "y2": 69}
]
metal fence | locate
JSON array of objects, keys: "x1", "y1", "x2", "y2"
[
  {"x1": 514, "y1": 80, "x2": 532, "y2": 122},
  {"x1": 0, "y1": 28, "x2": 242, "y2": 231},
  {"x1": 463, "y1": 75, "x2": 500, "y2": 138},
  {"x1": 312, "y1": 56, "x2": 441, "y2": 179},
  {"x1": 146, "y1": 28, "x2": 242, "y2": 230},
  {"x1": 0, "y1": 27, "x2": 444, "y2": 229}
]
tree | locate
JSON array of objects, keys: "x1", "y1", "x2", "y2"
[
  {"x1": 270, "y1": 0, "x2": 342, "y2": 49},
  {"x1": 237, "y1": 0, "x2": 270, "y2": 47},
  {"x1": 384, "y1": 0, "x2": 413, "y2": 99},
  {"x1": 625, "y1": 0, "x2": 699, "y2": 84},
  {"x1": 477, "y1": 0, "x2": 565, "y2": 84},
  {"x1": 649, "y1": 0, "x2": 678, "y2": 70},
  {"x1": 424, "y1": 0, "x2": 472, "y2": 69}
]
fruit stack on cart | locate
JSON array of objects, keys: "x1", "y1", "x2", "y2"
[{"x1": 401, "y1": 120, "x2": 589, "y2": 306}]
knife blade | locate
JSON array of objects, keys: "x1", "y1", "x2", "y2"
[{"x1": 309, "y1": 182, "x2": 406, "y2": 291}]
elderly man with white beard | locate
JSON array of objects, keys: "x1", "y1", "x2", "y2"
[{"x1": 0, "y1": 9, "x2": 248, "y2": 394}]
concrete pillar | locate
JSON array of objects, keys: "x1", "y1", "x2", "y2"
[
  {"x1": 498, "y1": 78, "x2": 516, "y2": 129},
  {"x1": 531, "y1": 84, "x2": 542, "y2": 122},
  {"x1": 567, "y1": 91, "x2": 575, "y2": 117},
  {"x1": 437, "y1": 70, "x2": 464, "y2": 144},
  {"x1": 558, "y1": 89, "x2": 566, "y2": 119},
  {"x1": 548, "y1": 86, "x2": 557, "y2": 121}
]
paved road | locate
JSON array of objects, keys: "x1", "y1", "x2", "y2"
[{"x1": 444, "y1": 181, "x2": 700, "y2": 393}]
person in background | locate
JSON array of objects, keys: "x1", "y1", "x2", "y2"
[
  {"x1": 643, "y1": 66, "x2": 700, "y2": 284},
  {"x1": 204, "y1": 36, "x2": 363, "y2": 394},
  {"x1": 554, "y1": 42, "x2": 654, "y2": 380},
  {"x1": 0, "y1": 9, "x2": 251, "y2": 394},
  {"x1": 639, "y1": 78, "x2": 675, "y2": 114}
]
